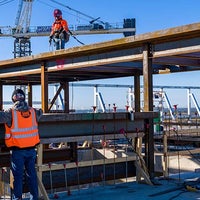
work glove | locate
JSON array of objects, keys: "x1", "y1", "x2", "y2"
[
  {"x1": 68, "y1": 30, "x2": 73, "y2": 36},
  {"x1": 49, "y1": 35, "x2": 53, "y2": 44}
]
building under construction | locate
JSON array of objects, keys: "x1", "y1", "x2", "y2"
[{"x1": 0, "y1": 22, "x2": 200, "y2": 199}]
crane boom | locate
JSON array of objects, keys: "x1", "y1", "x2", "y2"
[{"x1": 0, "y1": 22, "x2": 136, "y2": 37}]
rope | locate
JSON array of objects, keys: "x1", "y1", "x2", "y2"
[{"x1": 68, "y1": 30, "x2": 85, "y2": 45}]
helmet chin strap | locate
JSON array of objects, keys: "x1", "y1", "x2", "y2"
[{"x1": 55, "y1": 16, "x2": 62, "y2": 20}]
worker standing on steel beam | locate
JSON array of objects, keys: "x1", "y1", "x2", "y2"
[
  {"x1": 49, "y1": 9, "x2": 70, "y2": 50},
  {"x1": 0, "y1": 88, "x2": 43, "y2": 200}
]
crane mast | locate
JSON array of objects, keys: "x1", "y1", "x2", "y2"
[
  {"x1": 13, "y1": 0, "x2": 33, "y2": 58},
  {"x1": 15, "y1": 0, "x2": 33, "y2": 34}
]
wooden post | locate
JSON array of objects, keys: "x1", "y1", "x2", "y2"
[{"x1": 36, "y1": 144, "x2": 49, "y2": 199}]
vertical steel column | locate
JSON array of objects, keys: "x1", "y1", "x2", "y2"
[
  {"x1": 134, "y1": 73, "x2": 142, "y2": 181},
  {"x1": 41, "y1": 62, "x2": 48, "y2": 113},
  {"x1": 134, "y1": 73, "x2": 140, "y2": 112},
  {"x1": 143, "y1": 43, "x2": 153, "y2": 112},
  {"x1": 62, "y1": 82, "x2": 69, "y2": 113},
  {"x1": 142, "y1": 43, "x2": 154, "y2": 179},
  {"x1": 187, "y1": 88, "x2": 191, "y2": 118},
  {"x1": 94, "y1": 86, "x2": 98, "y2": 113},
  {"x1": 0, "y1": 83, "x2": 3, "y2": 111},
  {"x1": 38, "y1": 61, "x2": 50, "y2": 198},
  {"x1": 27, "y1": 83, "x2": 32, "y2": 107}
]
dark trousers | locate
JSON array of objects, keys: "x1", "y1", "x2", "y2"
[{"x1": 11, "y1": 148, "x2": 38, "y2": 200}]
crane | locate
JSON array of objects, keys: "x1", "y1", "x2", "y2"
[
  {"x1": 13, "y1": 0, "x2": 33, "y2": 58},
  {"x1": 0, "y1": 0, "x2": 136, "y2": 58}
]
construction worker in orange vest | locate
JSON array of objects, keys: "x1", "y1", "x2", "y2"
[
  {"x1": 0, "y1": 88, "x2": 43, "y2": 200},
  {"x1": 49, "y1": 9, "x2": 70, "y2": 50}
]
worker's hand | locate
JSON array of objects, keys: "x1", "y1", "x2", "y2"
[
  {"x1": 68, "y1": 30, "x2": 73, "y2": 36},
  {"x1": 49, "y1": 35, "x2": 53, "y2": 44},
  {"x1": 49, "y1": 38, "x2": 52, "y2": 44}
]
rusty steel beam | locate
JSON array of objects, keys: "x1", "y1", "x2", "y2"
[
  {"x1": 0, "y1": 23, "x2": 198, "y2": 83},
  {"x1": 134, "y1": 73, "x2": 140, "y2": 112},
  {"x1": 0, "y1": 112, "x2": 158, "y2": 141},
  {"x1": 0, "y1": 148, "x2": 74, "y2": 168},
  {"x1": 0, "y1": 22, "x2": 199, "y2": 69},
  {"x1": 0, "y1": 83, "x2": 2, "y2": 111},
  {"x1": 48, "y1": 84, "x2": 63, "y2": 111},
  {"x1": 142, "y1": 43, "x2": 155, "y2": 179},
  {"x1": 41, "y1": 62, "x2": 48, "y2": 113}
]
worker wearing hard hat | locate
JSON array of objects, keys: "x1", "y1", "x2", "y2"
[
  {"x1": 0, "y1": 88, "x2": 43, "y2": 200},
  {"x1": 49, "y1": 9, "x2": 70, "y2": 50}
]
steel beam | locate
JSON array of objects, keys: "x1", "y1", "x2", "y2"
[
  {"x1": 0, "y1": 112, "x2": 158, "y2": 141},
  {"x1": 41, "y1": 62, "x2": 48, "y2": 113},
  {"x1": 143, "y1": 43, "x2": 155, "y2": 179}
]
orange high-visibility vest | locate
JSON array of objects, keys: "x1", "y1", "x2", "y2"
[
  {"x1": 5, "y1": 108, "x2": 40, "y2": 148},
  {"x1": 51, "y1": 19, "x2": 69, "y2": 35}
]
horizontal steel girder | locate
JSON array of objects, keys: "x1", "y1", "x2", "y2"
[{"x1": 0, "y1": 112, "x2": 158, "y2": 143}]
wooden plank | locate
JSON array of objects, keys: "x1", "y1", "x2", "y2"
[
  {"x1": 134, "y1": 160, "x2": 153, "y2": 185},
  {"x1": 37, "y1": 173, "x2": 49, "y2": 200}
]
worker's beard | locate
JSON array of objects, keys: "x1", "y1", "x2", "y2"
[{"x1": 13, "y1": 101, "x2": 29, "y2": 112}]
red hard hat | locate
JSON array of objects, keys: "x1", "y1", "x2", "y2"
[{"x1": 54, "y1": 9, "x2": 62, "y2": 18}]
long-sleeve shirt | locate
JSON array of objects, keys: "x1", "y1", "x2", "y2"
[{"x1": 0, "y1": 101, "x2": 42, "y2": 127}]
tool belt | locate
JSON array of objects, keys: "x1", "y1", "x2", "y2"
[
  {"x1": 54, "y1": 31, "x2": 60, "y2": 39},
  {"x1": 53, "y1": 30, "x2": 70, "y2": 43}
]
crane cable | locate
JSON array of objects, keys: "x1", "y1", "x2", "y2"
[
  {"x1": 0, "y1": 0, "x2": 14, "y2": 6},
  {"x1": 49, "y1": 0, "x2": 105, "y2": 25},
  {"x1": 68, "y1": 30, "x2": 85, "y2": 45}
]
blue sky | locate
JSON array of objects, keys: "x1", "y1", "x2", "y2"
[{"x1": 0, "y1": 0, "x2": 200, "y2": 110}]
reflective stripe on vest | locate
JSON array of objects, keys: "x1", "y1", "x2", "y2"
[
  {"x1": 12, "y1": 108, "x2": 37, "y2": 133},
  {"x1": 5, "y1": 108, "x2": 40, "y2": 148}
]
